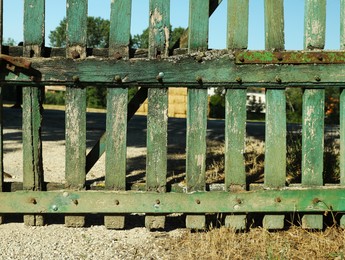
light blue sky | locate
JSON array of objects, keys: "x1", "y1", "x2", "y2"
[{"x1": 2, "y1": 0, "x2": 341, "y2": 50}]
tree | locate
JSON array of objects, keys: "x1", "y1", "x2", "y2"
[
  {"x1": 49, "y1": 17, "x2": 110, "y2": 48},
  {"x1": 3, "y1": 37, "x2": 16, "y2": 46},
  {"x1": 131, "y1": 26, "x2": 186, "y2": 49}
]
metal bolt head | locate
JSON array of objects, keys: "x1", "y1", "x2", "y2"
[
  {"x1": 72, "y1": 75, "x2": 80, "y2": 83},
  {"x1": 236, "y1": 77, "x2": 242, "y2": 83},
  {"x1": 72, "y1": 199, "x2": 78, "y2": 205},
  {"x1": 30, "y1": 198, "x2": 37, "y2": 205},
  {"x1": 156, "y1": 199, "x2": 160, "y2": 205},
  {"x1": 196, "y1": 76, "x2": 203, "y2": 83},
  {"x1": 114, "y1": 75, "x2": 122, "y2": 83},
  {"x1": 196, "y1": 199, "x2": 201, "y2": 204},
  {"x1": 71, "y1": 50, "x2": 80, "y2": 59},
  {"x1": 52, "y1": 205, "x2": 58, "y2": 211},
  {"x1": 315, "y1": 76, "x2": 321, "y2": 82},
  {"x1": 115, "y1": 200, "x2": 120, "y2": 205},
  {"x1": 158, "y1": 72, "x2": 164, "y2": 78},
  {"x1": 275, "y1": 76, "x2": 282, "y2": 83},
  {"x1": 239, "y1": 57, "x2": 245, "y2": 63},
  {"x1": 275, "y1": 197, "x2": 281, "y2": 203}
]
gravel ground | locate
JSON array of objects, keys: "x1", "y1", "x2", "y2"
[{"x1": 0, "y1": 223, "x2": 185, "y2": 259}]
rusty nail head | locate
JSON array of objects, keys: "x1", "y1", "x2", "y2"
[
  {"x1": 114, "y1": 52, "x2": 122, "y2": 60},
  {"x1": 239, "y1": 56, "x2": 245, "y2": 62},
  {"x1": 275, "y1": 76, "x2": 282, "y2": 83},
  {"x1": 196, "y1": 76, "x2": 203, "y2": 83},
  {"x1": 315, "y1": 76, "x2": 321, "y2": 82},
  {"x1": 71, "y1": 50, "x2": 80, "y2": 59},
  {"x1": 73, "y1": 76, "x2": 80, "y2": 82},
  {"x1": 317, "y1": 54, "x2": 323, "y2": 61},
  {"x1": 236, "y1": 198, "x2": 242, "y2": 204},
  {"x1": 156, "y1": 199, "x2": 160, "y2": 205},
  {"x1": 313, "y1": 198, "x2": 321, "y2": 204},
  {"x1": 275, "y1": 197, "x2": 281, "y2": 203},
  {"x1": 196, "y1": 199, "x2": 201, "y2": 204},
  {"x1": 236, "y1": 77, "x2": 242, "y2": 83},
  {"x1": 30, "y1": 198, "x2": 37, "y2": 204},
  {"x1": 115, "y1": 200, "x2": 120, "y2": 205},
  {"x1": 114, "y1": 75, "x2": 122, "y2": 83},
  {"x1": 277, "y1": 53, "x2": 283, "y2": 61},
  {"x1": 72, "y1": 199, "x2": 78, "y2": 205}
]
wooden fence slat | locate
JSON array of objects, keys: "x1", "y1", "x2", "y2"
[
  {"x1": 227, "y1": 0, "x2": 249, "y2": 50},
  {"x1": 340, "y1": 0, "x2": 345, "y2": 228},
  {"x1": 65, "y1": 0, "x2": 87, "y2": 228},
  {"x1": 104, "y1": 0, "x2": 131, "y2": 230},
  {"x1": 22, "y1": 0, "x2": 45, "y2": 227},
  {"x1": 185, "y1": 0, "x2": 209, "y2": 230},
  {"x1": 145, "y1": 0, "x2": 170, "y2": 230},
  {"x1": 225, "y1": 0, "x2": 249, "y2": 231},
  {"x1": 263, "y1": 0, "x2": 286, "y2": 230},
  {"x1": 301, "y1": 0, "x2": 326, "y2": 229}
]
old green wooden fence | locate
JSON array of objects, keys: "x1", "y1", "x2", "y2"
[{"x1": 1, "y1": 0, "x2": 345, "y2": 230}]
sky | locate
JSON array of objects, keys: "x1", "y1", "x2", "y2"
[{"x1": 2, "y1": 0, "x2": 342, "y2": 50}]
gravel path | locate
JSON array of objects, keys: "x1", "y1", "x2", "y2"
[{"x1": 0, "y1": 223, "x2": 185, "y2": 259}]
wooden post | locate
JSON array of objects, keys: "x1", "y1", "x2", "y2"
[
  {"x1": 104, "y1": 0, "x2": 131, "y2": 229},
  {"x1": 0, "y1": 0, "x2": 3, "y2": 225},
  {"x1": 224, "y1": 0, "x2": 249, "y2": 230},
  {"x1": 145, "y1": 0, "x2": 170, "y2": 230},
  {"x1": 185, "y1": 0, "x2": 209, "y2": 230},
  {"x1": 23, "y1": 0, "x2": 45, "y2": 226},
  {"x1": 301, "y1": 0, "x2": 326, "y2": 229},
  {"x1": 65, "y1": 0, "x2": 87, "y2": 228},
  {"x1": 263, "y1": 0, "x2": 286, "y2": 230}
]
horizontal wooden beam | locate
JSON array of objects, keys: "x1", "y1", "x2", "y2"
[
  {"x1": 3, "y1": 51, "x2": 345, "y2": 88},
  {"x1": 0, "y1": 187, "x2": 343, "y2": 214}
]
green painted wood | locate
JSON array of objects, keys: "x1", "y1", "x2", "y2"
[
  {"x1": 11, "y1": 55, "x2": 345, "y2": 87},
  {"x1": 109, "y1": 0, "x2": 131, "y2": 57},
  {"x1": 264, "y1": 0, "x2": 284, "y2": 51},
  {"x1": 302, "y1": 0, "x2": 326, "y2": 230},
  {"x1": 188, "y1": 0, "x2": 209, "y2": 52},
  {"x1": 186, "y1": 89, "x2": 207, "y2": 192},
  {"x1": 149, "y1": 0, "x2": 170, "y2": 57},
  {"x1": 105, "y1": 88, "x2": 128, "y2": 190},
  {"x1": 225, "y1": 89, "x2": 246, "y2": 190},
  {"x1": 23, "y1": 0, "x2": 45, "y2": 192},
  {"x1": 227, "y1": 0, "x2": 249, "y2": 49},
  {"x1": 66, "y1": 0, "x2": 87, "y2": 59},
  {"x1": 341, "y1": 89, "x2": 345, "y2": 185},
  {"x1": 23, "y1": 0, "x2": 45, "y2": 227},
  {"x1": 263, "y1": 0, "x2": 286, "y2": 230},
  {"x1": 146, "y1": 87, "x2": 168, "y2": 192},
  {"x1": 0, "y1": 188, "x2": 345, "y2": 213},
  {"x1": 145, "y1": 0, "x2": 170, "y2": 230},
  {"x1": 186, "y1": 0, "x2": 209, "y2": 229},
  {"x1": 65, "y1": 88, "x2": 86, "y2": 189},
  {"x1": 304, "y1": 0, "x2": 326, "y2": 50},
  {"x1": 24, "y1": 0, "x2": 44, "y2": 47}
]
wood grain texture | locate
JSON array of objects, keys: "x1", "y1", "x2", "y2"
[
  {"x1": 227, "y1": 0, "x2": 249, "y2": 50},
  {"x1": 188, "y1": 0, "x2": 209, "y2": 52},
  {"x1": 109, "y1": 0, "x2": 131, "y2": 57},
  {"x1": 225, "y1": 89, "x2": 246, "y2": 190},
  {"x1": 304, "y1": 0, "x2": 326, "y2": 50}
]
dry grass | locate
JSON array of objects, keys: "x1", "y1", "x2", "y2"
[{"x1": 158, "y1": 226, "x2": 345, "y2": 259}]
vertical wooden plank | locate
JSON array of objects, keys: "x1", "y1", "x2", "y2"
[
  {"x1": 227, "y1": 0, "x2": 249, "y2": 50},
  {"x1": 339, "y1": 0, "x2": 345, "y2": 228},
  {"x1": 65, "y1": 0, "x2": 87, "y2": 228},
  {"x1": 225, "y1": 0, "x2": 249, "y2": 231},
  {"x1": 109, "y1": 0, "x2": 131, "y2": 58},
  {"x1": 23, "y1": 0, "x2": 45, "y2": 226},
  {"x1": 104, "y1": 0, "x2": 131, "y2": 230},
  {"x1": 263, "y1": 0, "x2": 286, "y2": 230},
  {"x1": 145, "y1": 0, "x2": 169, "y2": 230},
  {"x1": 186, "y1": 0, "x2": 209, "y2": 229},
  {"x1": 301, "y1": 0, "x2": 326, "y2": 230}
]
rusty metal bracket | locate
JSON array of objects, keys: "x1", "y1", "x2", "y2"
[
  {"x1": 235, "y1": 51, "x2": 345, "y2": 64},
  {"x1": 0, "y1": 54, "x2": 31, "y2": 72}
]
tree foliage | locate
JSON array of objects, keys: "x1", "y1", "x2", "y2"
[{"x1": 49, "y1": 17, "x2": 110, "y2": 48}]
